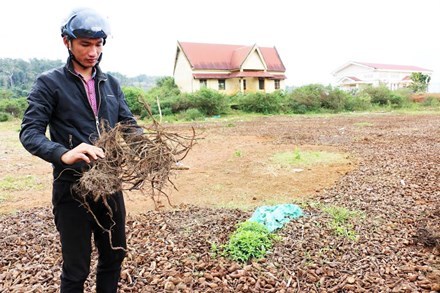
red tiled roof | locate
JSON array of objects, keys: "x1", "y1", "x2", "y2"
[
  {"x1": 356, "y1": 62, "x2": 432, "y2": 72},
  {"x1": 348, "y1": 76, "x2": 362, "y2": 81},
  {"x1": 259, "y1": 47, "x2": 286, "y2": 71},
  {"x1": 228, "y1": 71, "x2": 274, "y2": 78},
  {"x1": 230, "y1": 46, "x2": 253, "y2": 69},
  {"x1": 193, "y1": 73, "x2": 230, "y2": 79},
  {"x1": 179, "y1": 41, "x2": 285, "y2": 72},
  {"x1": 192, "y1": 72, "x2": 286, "y2": 80}
]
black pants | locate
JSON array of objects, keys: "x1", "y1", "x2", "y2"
[{"x1": 52, "y1": 181, "x2": 126, "y2": 293}]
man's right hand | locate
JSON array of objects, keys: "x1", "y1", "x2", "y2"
[{"x1": 61, "y1": 143, "x2": 105, "y2": 165}]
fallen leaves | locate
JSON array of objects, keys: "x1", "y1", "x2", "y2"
[{"x1": 1, "y1": 113, "x2": 439, "y2": 292}]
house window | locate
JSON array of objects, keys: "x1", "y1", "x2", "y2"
[
  {"x1": 274, "y1": 79, "x2": 280, "y2": 90},
  {"x1": 259, "y1": 78, "x2": 265, "y2": 90},
  {"x1": 200, "y1": 79, "x2": 207, "y2": 88},
  {"x1": 218, "y1": 79, "x2": 225, "y2": 90},
  {"x1": 243, "y1": 79, "x2": 247, "y2": 90}
]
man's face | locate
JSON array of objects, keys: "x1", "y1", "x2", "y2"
[{"x1": 65, "y1": 37, "x2": 104, "y2": 68}]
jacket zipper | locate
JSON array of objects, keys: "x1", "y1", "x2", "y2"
[
  {"x1": 69, "y1": 134, "x2": 73, "y2": 149},
  {"x1": 67, "y1": 67, "x2": 105, "y2": 138},
  {"x1": 95, "y1": 78, "x2": 105, "y2": 137},
  {"x1": 95, "y1": 117, "x2": 100, "y2": 136}
]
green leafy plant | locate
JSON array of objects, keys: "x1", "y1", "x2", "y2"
[
  {"x1": 209, "y1": 241, "x2": 220, "y2": 257},
  {"x1": 322, "y1": 205, "x2": 364, "y2": 241},
  {"x1": 222, "y1": 221, "x2": 276, "y2": 262}
]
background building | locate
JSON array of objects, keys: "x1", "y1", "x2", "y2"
[
  {"x1": 332, "y1": 61, "x2": 433, "y2": 91},
  {"x1": 174, "y1": 41, "x2": 286, "y2": 95}
]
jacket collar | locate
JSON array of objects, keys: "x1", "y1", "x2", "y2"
[{"x1": 65, "y1": 56, "x2": 107, "y2": 80}]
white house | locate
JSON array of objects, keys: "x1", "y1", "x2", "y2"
[{"x1": 332, "y1": 61, "x2": 433, "y2": 91}]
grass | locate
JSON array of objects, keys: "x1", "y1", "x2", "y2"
[
  {"x1": 0, "y1": 193, "x2": 7, "y2": 203},
  {"x1": 353, "y1": 122, "x2": 373, "y2": 127},
  {"x1": 0, "y1": 175, "x2": 43, "y2": 191},
  {"x1": 321, "y1": 205, "x2": 365, "y2": 241},
  {"x1": 0, "y1": 118, "x2": 21, "y2": 132},
  {"x1": 271, "y1": 147, "x2": 348, "y2": 168}
]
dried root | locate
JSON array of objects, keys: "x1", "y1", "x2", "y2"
[
  {"x1": 74, "y1": 113, "x2": 195, "y2": 206},
  {"x1": 72, "y1": 105, "x2": 195, "y2": 249}
]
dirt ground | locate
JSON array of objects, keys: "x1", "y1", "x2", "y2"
[
  {"x1": 1, "y1": 112, "x2": 439, "y2": 292},
  {"x1": 0, "y1": 118, "x2": 354, "y2": 215}
]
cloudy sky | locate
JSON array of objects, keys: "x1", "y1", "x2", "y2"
[{"x1": 1, "y1": 0, "x2": 439, "y2": 89}]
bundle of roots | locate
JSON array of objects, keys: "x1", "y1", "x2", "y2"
[{"x1": 73, "y1": 114, "x2": 195, "y2": 210}]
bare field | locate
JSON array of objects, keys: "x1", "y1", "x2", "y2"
[{"x1": 1, "y1": 112, "x2": 439, "y2": 292}]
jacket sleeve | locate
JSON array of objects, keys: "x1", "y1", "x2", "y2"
[{"x1": 19, "y1": 77, "x2": 69, "y2": 165}]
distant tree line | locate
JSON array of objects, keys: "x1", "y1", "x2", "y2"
[
  {"x1": 1, "y1": 60, "x2": 437, "y2": 122},
  {"x1": 0, "y1": 58, "x2": 160, "y2": 98}
]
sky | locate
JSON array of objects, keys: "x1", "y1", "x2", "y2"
[{"x1": 1, "y1": 0, "x2": 440, "y2": 90}]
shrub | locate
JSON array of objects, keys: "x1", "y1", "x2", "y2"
[
  {"x1": 422, "y1": 96, "x2": 440, "y2": 107},
  {"x1": 359, "y1": 85, "x2": 392, "y2": 105},
  {"x1": 178, "y1": 108, "x2": 205, "y2": 121},
  {"x1": 287, "y1": 84, "x2": 325, "y2": 113},
  {"x1": 236, "y1": 91, "x2": 286, "y2": 114},
  {"x1": 170, "y1": 94, "x2": 193, "y2": 113},
  {"x1": 388, "y1": 92, "x2": 406, "y2": 108},
  {"x1": 223, "y1": 221, "x2": 276, "y2": 263},
  {"x1": 322, "y1": 87, "x2": 349, "y2": 112},
  {"x1": 122, "y1": 86, "x2": 147, "y2": 115},
  {"x1": 0, "y1": 97, "x2": 28, "y2": 117},
  {"x1": 345, "y1": 93, "x2": 372, "y2": 111},
  {"x1": 0, "y1": 112, "x2": 11, "y2": 122},
  {"x1": 187, "y1": 88, "x2": 228, "y2": 116}
]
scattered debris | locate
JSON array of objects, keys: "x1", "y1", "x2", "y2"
[{"x1": 1, "y1": 114, "x2": 439, "y2": 292}]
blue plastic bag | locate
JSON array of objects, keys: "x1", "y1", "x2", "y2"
[{"x1": 249, "y1": 203, "x2": 303, "y2": 232}]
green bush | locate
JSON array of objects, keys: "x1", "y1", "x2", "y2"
[
  {"x1": 223, "y1": 221, "x2": 276, "y2": 263},
  {"x1": 388, "y1": 92, "x2": 406, "y2": 108},
  {"x1": 178, "y1": 108, "x2": 205, "y2": 121},
  {"x1": 170, "y1": 94, "x2": 193, "y2": 113},
  {"x1": 322, "y1": 87, "x2": 349, "y2": 112},
  {"x1": 0, "y1": 97, "x2": 28, "y2": 117},
  {"x1": 0, "y1": 112, "x2": 11, "y2": 122},
  {"x1": 122, "y1": 86, "x2": 148, "y2": 116},
  {"x1": 345, "y1": 93, "x2": 372, "y2": 111},
  {"x1": 187, "y1": 88, "x2": 228, "y2": 116},
  {"x1": 236, "y1": 91, "x2": 286, "y2": 114},
  {"x1": 422, "y1": 96, "x2": 440, "y2": 107},
  {"x1": 359, "y1": 85, "x2": 392, "y2": 105},
  {"x1": 287, "y1": 84, "x2": 325, "y2": 113}
]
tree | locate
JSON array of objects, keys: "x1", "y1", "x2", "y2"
[{"x1": 409, "y1": 72, "x2": 431, "y2": 93}]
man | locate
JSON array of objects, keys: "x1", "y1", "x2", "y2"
[{"x1": 20, "y1": 8, "x2": 137, "y2": 292}]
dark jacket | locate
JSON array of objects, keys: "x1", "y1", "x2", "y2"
[{"x1": 20, "y1": 57, "x2": 138, "y2": 182}]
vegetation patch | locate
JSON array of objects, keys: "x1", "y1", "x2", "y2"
[
  {"x1": 0, "y1": 175, "x2": 42, "y2": 191},
  {"x1": 353, "y1": 122, "x2": 373, "y2": 127},
  {"x1": 221, "y1": 221, "x2": 278, "y2": 263},
  {"x1": 271, "y1": 147, "x2": 348, "y2": 167},
  {"x1": 322, "y1": 205, "x2": 364, "y2": 241}
]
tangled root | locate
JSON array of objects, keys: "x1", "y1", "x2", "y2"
[{"x1": 73, "y1": 109, "x2": 195, "y2": 208}]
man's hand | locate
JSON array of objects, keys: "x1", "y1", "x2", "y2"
[{"x1": 61, "y1": 143, "x2": 105, "y2": 165}]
